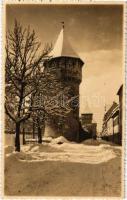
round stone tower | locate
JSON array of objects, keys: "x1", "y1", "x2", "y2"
[{"x1": 44, "y1": 25, "x2": 84, "y2": 141}]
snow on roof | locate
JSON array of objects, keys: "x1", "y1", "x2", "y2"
[{"x1": 50, "y1": 28, "x2": 80, "y2": 58}]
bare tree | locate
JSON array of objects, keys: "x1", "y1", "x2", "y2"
[
  {"x1": 5, "y1": 20, "x2": 51, "y2": 151},
  {"x1": 31, "y1": 109, "x2": 45, "y2": 143}
]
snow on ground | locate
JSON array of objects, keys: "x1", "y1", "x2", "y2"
[
  {"x1": 82, "y1": 138, "x2": 118, "y2": 146},
  {"x1": 4, "y1": 137, "x2": 122, "y2": 197},
  {"x1": 5, "y1": 138, "x2": 121, "y2": 164}
]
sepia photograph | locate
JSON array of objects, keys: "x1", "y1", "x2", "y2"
[{"x1": 4, "y1": 2, "x2": 124, "y2": 197}]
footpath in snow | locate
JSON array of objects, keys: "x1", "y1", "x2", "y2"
[{"x1": 5, "y1": 136, "x2": 121, "y2": 164}]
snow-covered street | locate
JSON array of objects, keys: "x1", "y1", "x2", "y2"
[{"x1": 4, "y1": 138, "x2": 122, "y2": 197}]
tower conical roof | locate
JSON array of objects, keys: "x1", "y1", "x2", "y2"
[{"x1": 50, "y1": 28, "x2": 79, "y2": 58}]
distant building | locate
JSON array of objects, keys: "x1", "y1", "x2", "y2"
[
  {"x1": 117, "y1": 84, "x2": 123, "y2": 145},
  {"x1": 101, "y1": 84, "x2": 123, "y2": 145},
  {"x1": 81, "y1": 113, "x2": 93, "y2": 124},
  {"x1": 102, "y1": 102, "x2": 120, "y2": 144},
  {"x1": 80, "y1": 113, "x2": 97, "y2": 139}
]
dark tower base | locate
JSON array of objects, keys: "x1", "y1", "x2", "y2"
[{"x1": 44, "y1": 113, "x2": 80, "y2": 142}]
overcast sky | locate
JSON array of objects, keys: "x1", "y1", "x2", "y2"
[{"x1": 6, "y1": 4, "x2": 123, "y2": 132}]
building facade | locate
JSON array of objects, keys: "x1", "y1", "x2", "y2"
[
  {"x1": 101, "y1": 101, "x2": 121, "y2": 144},
  {"x1": 117, "y1": 84, "x2": 123, "y2": 145},
  {"x1": 101, "y1": 84, "x2": 123, "y2": 145}
]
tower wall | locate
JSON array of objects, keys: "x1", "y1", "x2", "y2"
[{"x1": 43, "y1": 56, "x2": 84, "y2": 141}]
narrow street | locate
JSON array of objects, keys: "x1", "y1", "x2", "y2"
[{"x1": 5, "y1": 138, "x2": 122, "y2": 197}]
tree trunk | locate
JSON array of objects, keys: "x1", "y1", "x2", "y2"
[
  {"x1": 15, "y1": 122, "x2": 20, "y2": 152},
  {"x1": 38, "y1": 126, "x2": 42, "y2": 143},
  {"x1": 22, "y1": 126, "x2": 26, "y2": 145},
  {"x1": 33, "y1": 122, "x2": 35, "y2": 139}
]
